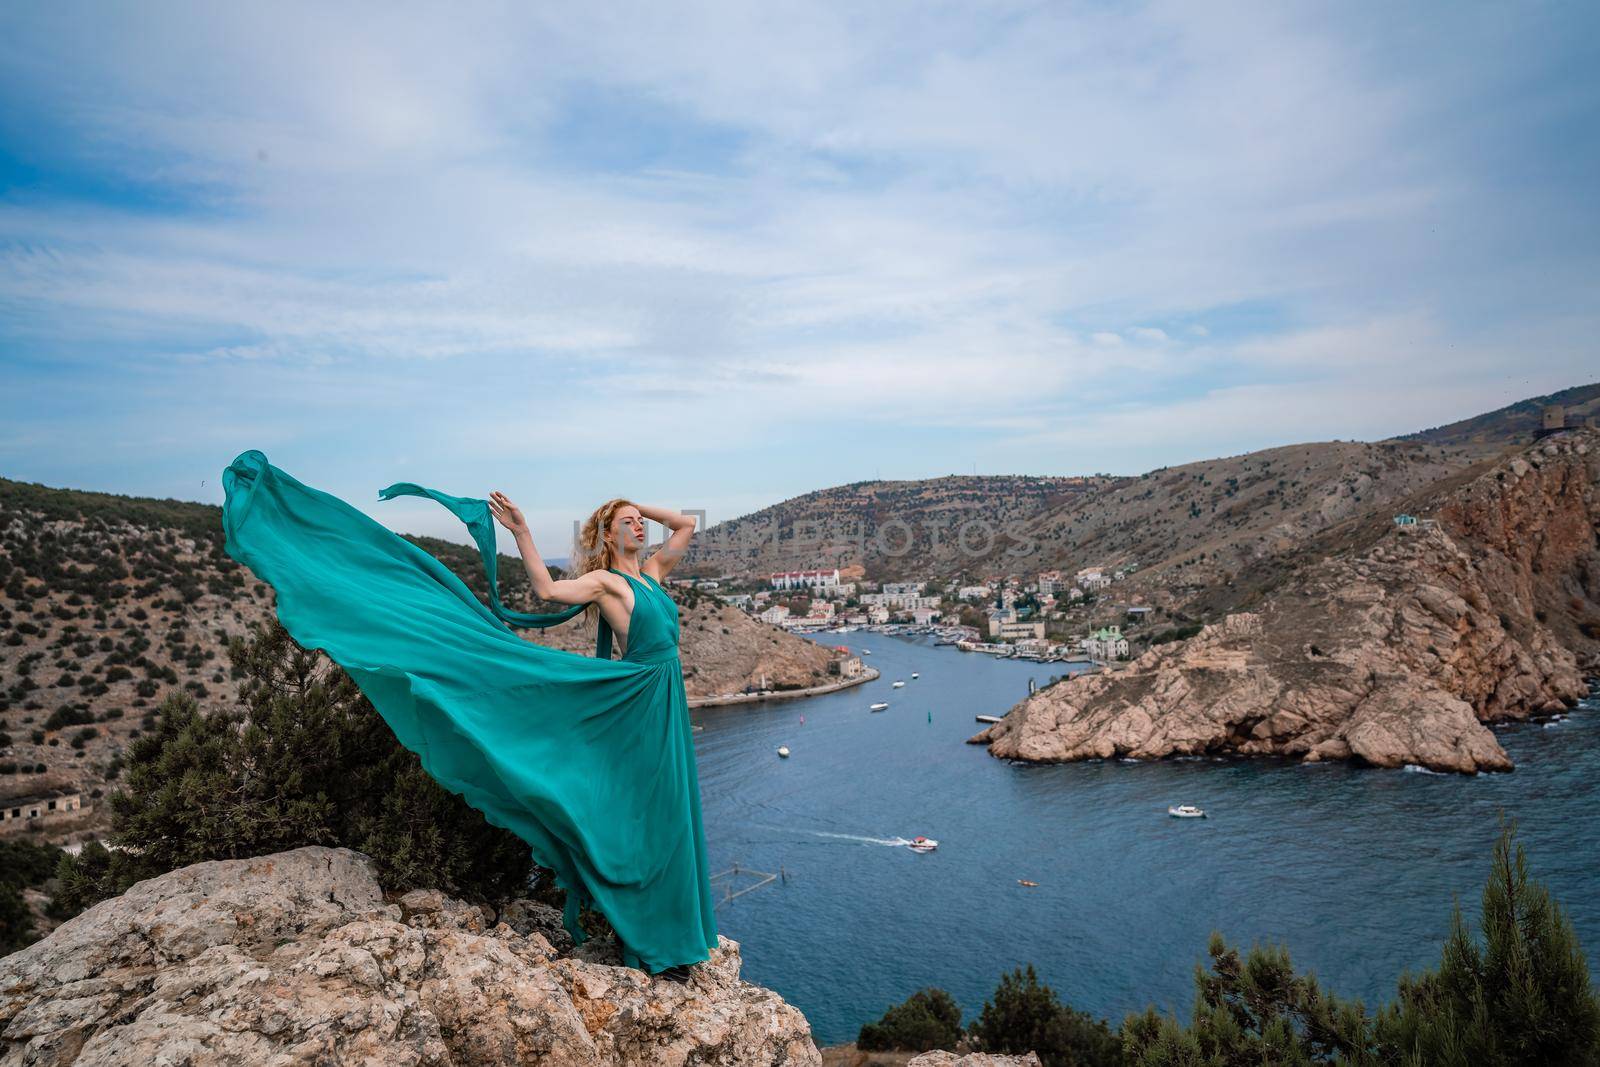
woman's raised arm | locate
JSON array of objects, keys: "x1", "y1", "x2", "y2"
[
  {"x1": 490, "y1": 490, "x2": 608, "y2": 606},
  {"x1": 637, "y1": 503, "x2": 696, "y2": 580}
]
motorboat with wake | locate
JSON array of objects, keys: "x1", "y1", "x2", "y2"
[{"x1": 907, "y1": 836, "x2": 938, "y2": 853}]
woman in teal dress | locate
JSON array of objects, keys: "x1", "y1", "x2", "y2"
[{"x1": 220, "y1": 450, "x2": 718, "y2": 981}]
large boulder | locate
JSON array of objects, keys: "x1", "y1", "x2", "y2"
[{"x1": 0, "y1": 846, "x2": 820, "y2": 1066}]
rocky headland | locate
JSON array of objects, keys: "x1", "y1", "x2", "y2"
[
  {"x1": 0, "y1": 846, "x2": 821, "y2": 1066},
  {"x1": 970, "y1": 432, "x2": 1600, "y2": 774}
]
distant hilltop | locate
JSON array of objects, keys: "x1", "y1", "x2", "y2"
[{"x1": 684, "y1": 383, "x2": 1600, "y2": 593}]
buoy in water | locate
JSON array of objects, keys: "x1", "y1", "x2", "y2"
[{"x1": 777, "y1": 746, "x2": 790, "y2": 758}]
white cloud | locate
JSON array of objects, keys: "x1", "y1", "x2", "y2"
[{"x1": 0, "y1": 0, "x2": 1595, "y2": 532}]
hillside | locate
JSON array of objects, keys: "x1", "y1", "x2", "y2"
[
  {"x1": 0, "y1": 477, "x2": 836, "y2": 841},
  {"x1": 683, "y1": 474, "x2": 1108, "y2": 579},
  {"x1": 1402, "y1": 381, "x2": 1600, "y2": 447},
  {"x1": 971, "y1": 438, "x2": 1507, "y2": 596},
  {"x1": 970, "y1": 429, "x2": 1600, "y2": 773},
  {"x1": 685, "y1": 386, "x2": 1599, "y2": 595}
]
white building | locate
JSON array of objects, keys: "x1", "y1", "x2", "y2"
[
  {"x1": 860, "y1": 592, "x2": 941, "y2": 611},
  {"x1": 867, "y1": 605, "x2": 891, "y2": 624},
  {"x1": 759, "y1": 605, "x2": 791, "y2": 624},
  {"x1": 1076, "y1": 567, "x2": 1111, "y2": 591},
  {"x1": 911, "y1": 606, "x2": 942, "y2": 625},
  {"x1": 769, "y1": 569, "x2": 841, "y2": 591},
  {"x1": 991, "y1": 619, "x2": 1046, "y2": 641},
  {"x1": 1084, "y1": 625, "x2": 1129, "y2": 659},
  {"x1": 957, "y1": 585, "x2": 992, "y2": 601},
  {"x1": 1036, "y1": 571, "x2": 1065, "y2": 596},
  {"x1": 881, "y1": 581, "x2": 926, "y2": 597}
]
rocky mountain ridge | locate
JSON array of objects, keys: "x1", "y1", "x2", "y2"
[{"x1": 970, "y1": 430, "x2": 1600, "y2": 773}]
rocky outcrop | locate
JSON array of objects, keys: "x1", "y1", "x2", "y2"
[
  {"x1": 0, "y1": 847, "x2": 821, "y2": 1066},
  {"x1": 907, "y1": 1054, "x2": 1041, "y2": 1067},
  {"x1": 525, "y1": 595, "x2": 842, "y2": 701},
  {"x1": 971, "y1": 433, "x2": 1600, "y2": 774}
]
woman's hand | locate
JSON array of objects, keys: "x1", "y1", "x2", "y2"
[{"x1": 488, "y1": 491, "x2": 529, "y2": 536}]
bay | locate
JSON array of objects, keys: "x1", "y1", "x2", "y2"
[{"x1": 691, "y1": 632, "x2": 1600, "y2": 1047}]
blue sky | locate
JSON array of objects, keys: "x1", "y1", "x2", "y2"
[{"x1": 2, "y1": 1, "x2": 1597, "y2": 551}]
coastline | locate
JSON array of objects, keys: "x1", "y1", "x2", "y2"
[{"x1": 689, "y1": 666, "x2": 880, "y2": 708}]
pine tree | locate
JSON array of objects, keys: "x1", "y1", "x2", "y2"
[
  {"x1": 971, "y1": 963, "x2": 1124, "y2": 1066},
  {"x1": 1375, "y1": 817, "x2": 1600, "y2": 1066},
  {"x1": 858, "y1": 987, "x2": 964, "y2": 1052},
  {"x1": 53, "y1": 619, "x2": 538, "y2": 919}
]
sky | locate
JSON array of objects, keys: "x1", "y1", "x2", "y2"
[{"x1": 1, "y1": 1, "x2": 1597, "y2": 551}]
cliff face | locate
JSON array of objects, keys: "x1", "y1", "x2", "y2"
[
  {"x1": 970, "y1": 433, "x2": 1600, "y2": 774},
  {"x1": 524, "y1": 596, "x2": 840, "y2": 701},
  {"x1": 0, "y1": 847, "x2": 821, "y2": 1066}
]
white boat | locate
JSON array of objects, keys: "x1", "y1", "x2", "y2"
[
  {"x1": 892, "y1": 680, "x2": 905, "y2": 688},
  {"x1": 907, "y1": 836, "x2": 938, "y2": 853},
  {"x1": 1168, "y1": 805, "x2": 1206, "y2": 818},
  {"x1": 870, "y1": 702, "x2": 889, "y2": 711},
  {"x1": 777, "y1": 746, "x2": 790, "y2": 758},
  {"x1": 862, "y1": 649, "x2": 872, "y2": 655},
  {"x1": 911, "y1": 672, "x2": 919, "y2": 679}
]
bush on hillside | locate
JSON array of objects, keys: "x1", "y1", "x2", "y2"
[
  {"x1": 53, "y1": 619, "x2": 540, "y2": 922},
  {"x1": 858, "y1": 987, "x2": 965, "y2": 1052},
  {"x1": 970, "y1": 964, "x2": 1124, "y2": 1067}
]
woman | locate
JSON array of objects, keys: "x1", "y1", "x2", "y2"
[
  {"x1": 220, "y1": 450, "x2": 719, "y2": 982},
  {"x1": 487, "y1": 490, "x2": 714, "y2": 981},
  {"x1": 487, "y1": 493, "x2": 693, "y2": 663}
]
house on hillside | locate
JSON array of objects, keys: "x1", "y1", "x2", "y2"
[{"x1": 0, "y1": 785, "x2": 91, "y2": 837}]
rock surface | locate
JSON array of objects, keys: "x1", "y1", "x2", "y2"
[
  {"x1": 0, "y1": 846, "x2": 821, "y2": 1066},
  {"x1": 907, "y1": 1054, "x2": 1042, "y2": 1067},
  {"x1": 971, "y1": 434, "x2": 1600, "y2": 774}
]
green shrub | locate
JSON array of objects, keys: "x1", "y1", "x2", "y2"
[
  {"x1": 971, "y1": 964, "x2": 1123, "y2": 1066},
  {"x1": 0, "y1": 839, "x2": 65, "y2": 889},
  {"x1": 0, "y1": 882, "x2": 31, "y2": 956},
  {"x1": 859, "y1": 987, "x2": 965, "y2": 1053},
  {"x1": 48, "y1": 840, "x2": 118, "y2": 923},
  {"x1": 94, "y1": 619, "x2": 537, "y2": 915},
  {"x1": 43, "y1": 705, "x2": 94, "y2": 731},
  {"x1": 1122, "y1": 819, "x2": 1600, "y2": 1066}
]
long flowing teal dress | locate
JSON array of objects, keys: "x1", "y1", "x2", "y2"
[{"x1": 219, "y1": 449, "x2": 718, "y2": 973}]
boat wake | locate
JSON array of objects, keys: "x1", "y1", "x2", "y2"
[
  {"x1": 807, "y1": 830, "x2": 915, "y2": 847},
  {"x1": 747, "y1": 823, "x2": 912, "y2": 847}
]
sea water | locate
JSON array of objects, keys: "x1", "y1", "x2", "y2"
[{"x1": 691, "y1": 632, "x2": 1600, "y2": 1047}]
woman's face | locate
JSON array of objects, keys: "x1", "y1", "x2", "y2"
[{"x1": 610, "y1": 506, "x2": 645, "y2": 552}]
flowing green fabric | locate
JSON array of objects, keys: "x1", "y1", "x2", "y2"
[{"x1": 220, "y1": 449, "x2": 717, "y2": 972}]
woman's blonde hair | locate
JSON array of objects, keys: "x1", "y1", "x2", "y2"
[{"x1": 572, "y1": 497, "x2": 638, "y2": 622}]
